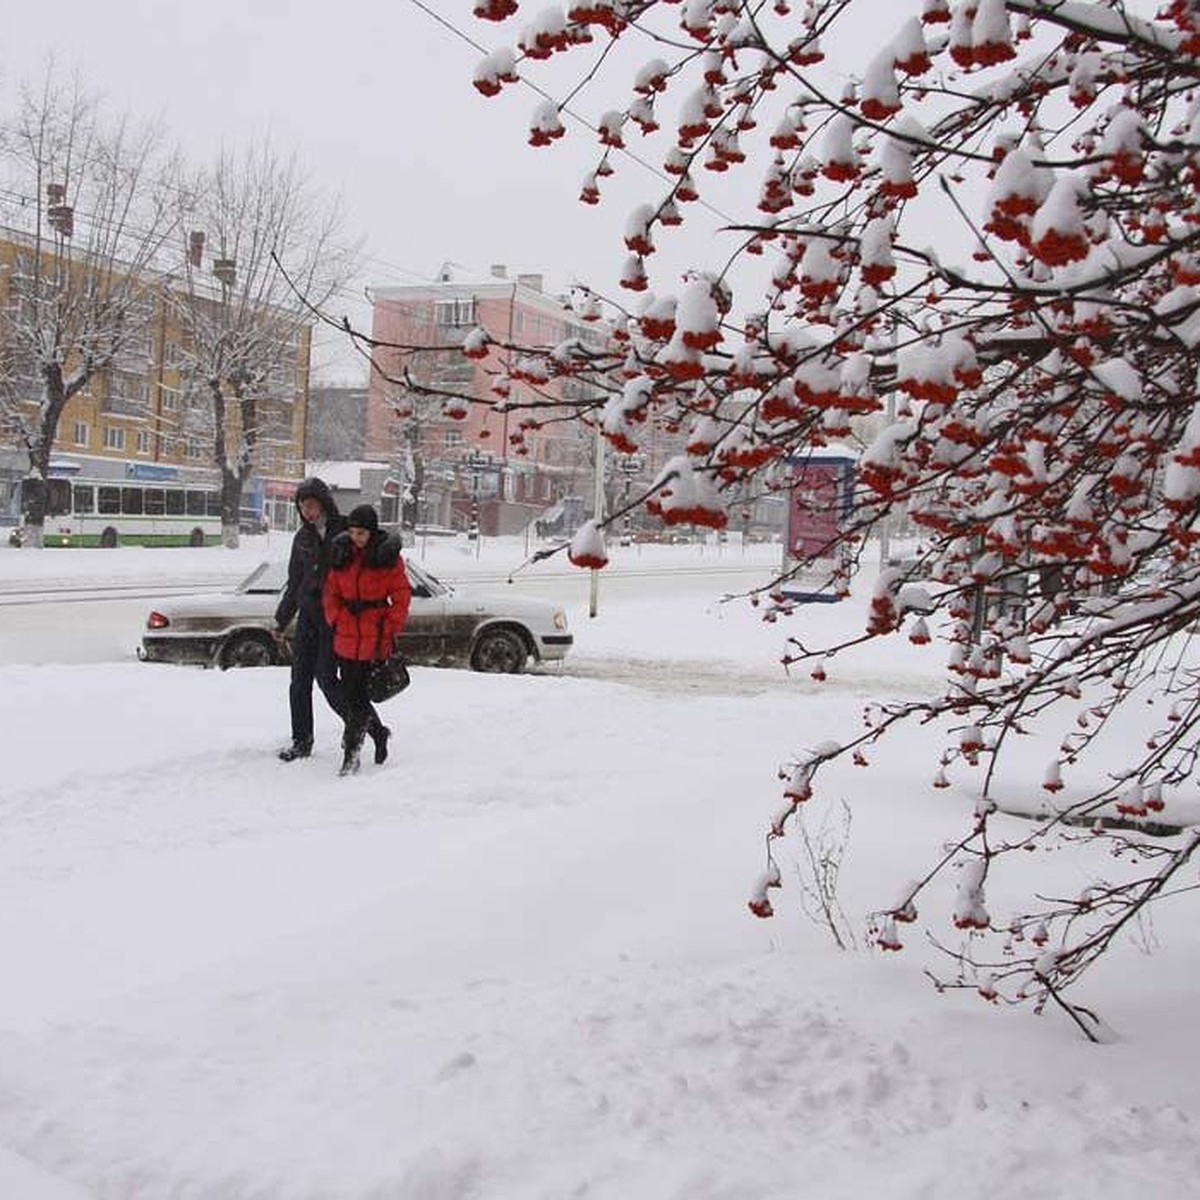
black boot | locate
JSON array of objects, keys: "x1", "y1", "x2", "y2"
[
  {"x1": 339, "y1": 735, "x2": 362, "y2": 777},
  {"x1": 278, "y1": 739, "x2": 312, "y2": 762},
  {"x1": 370, "y1": 724, "x2": 391, "y2": 766}
]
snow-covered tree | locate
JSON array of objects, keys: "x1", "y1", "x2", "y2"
[
  {"x1": 172, "y1": 143, "x2": 353, "y2": 546},
  {"x1": 0, "y1": 71, "x2": 179, "y2": 548},
  {"x1": 467, "y1": 1, "x2": 1200, "y2": 1034}
]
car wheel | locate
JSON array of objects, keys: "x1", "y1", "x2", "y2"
[
  {"x1": 99, "y1": 526, "x2": 118, "y2": 548},
  {"x1": 189, "y1": 526, "x2": 206, "y2": 547},
  {"x1": 470, "y1": 627, "x2": 528, "y2": 674},
  {"x1": 220, "y1": 631, "x2": 277, "y2": 669}
]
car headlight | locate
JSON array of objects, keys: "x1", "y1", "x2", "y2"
[{"x1": 553, "y1": 610, "x2": 568, "y2": 631}]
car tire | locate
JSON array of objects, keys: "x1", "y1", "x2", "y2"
[
  {"x1": 220, "y1": 631, "x2": 277, "y2": 669},
  {"x1": 469, "y1": 627, "x2": 528, "y2": 674},
  {"x1": 99, "y1": 526, "x2": 118, "y2": 548},
  {"x1": 189, "y1": 527, "x2": 206, "y2": 547}
]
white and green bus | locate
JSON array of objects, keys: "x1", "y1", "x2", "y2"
[{"x1": 6, "y1": 459, "x2": 223, "y2": 547}]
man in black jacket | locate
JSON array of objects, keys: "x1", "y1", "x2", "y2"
[{"x1": 274, "y1": 477, "x2": 350, "y2": 761}]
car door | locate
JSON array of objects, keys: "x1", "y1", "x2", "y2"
[{"x1": 397, "y1": 561, "x2": 448, "y2": 664}]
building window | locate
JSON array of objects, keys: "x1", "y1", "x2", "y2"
[
  {"x1": 105, "y1": 372, "x2": 152, "y2": 417},
  {"x1": 186, "y1": 438, "x2": 205, "y2": 460},
  {"x1": 103, "y1": 426, "x2": 126, "y2": 451},
  {"x1": 136, "y1": 429, "x2": 151, "y2": 455},
  {"x1": 73, "y1": 421, "x2": 89, "y2": 447},
  {"x1": 113, "y1": 299, "x2": 154, "y2": 367},
  {"x1": 444, "y1": 429, "x2": 463, "y2": 448},
  {"x1": 435, "y1": 297, "x2": 477, "y2": 327}
]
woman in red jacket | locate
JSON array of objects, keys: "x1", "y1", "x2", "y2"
[{"x1": 322, "y1": 505, "x2": 412, "y2": 776}]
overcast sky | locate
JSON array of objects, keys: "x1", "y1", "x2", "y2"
[{"x1": 2, "y1": 1, "x2": 751, "y2": 381}]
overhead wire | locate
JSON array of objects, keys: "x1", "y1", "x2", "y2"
[{"x1": 401, "y1": 0, "x2": 736, "y2": 227}]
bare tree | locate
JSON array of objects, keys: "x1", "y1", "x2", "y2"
[
  {"x1": 465, "y1": 1, "x2": 1200, "y2": 1034},
  {"x1": 0, "y1": 69, "x2": 179, "y2": 547},
  {"x1": 171, "y1": 142, "x2": 355, "y2": 546}
]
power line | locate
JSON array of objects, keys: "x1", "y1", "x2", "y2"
[{"x1": 401, "y1": 0, "x2": 735, "y2": 227}]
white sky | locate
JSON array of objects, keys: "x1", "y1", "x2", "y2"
[
  {"x1": 2, "y1": 1, "x2": 745, "y2": 380},
  {"x1": 3, "y1": 2, "x2": 1165, "y2": 385}
]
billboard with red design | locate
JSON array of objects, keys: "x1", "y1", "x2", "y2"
[{"x1": 781, "y1": 452, "x2": 855, "y2": 602}]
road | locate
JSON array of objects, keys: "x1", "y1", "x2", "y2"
[{"x1": 0, "y1": 554, "x2": 783, "y2": 681}]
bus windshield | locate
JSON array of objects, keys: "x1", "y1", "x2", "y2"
[{"x1": 19, "y1": 478, "x2": 72, "y2": 517}]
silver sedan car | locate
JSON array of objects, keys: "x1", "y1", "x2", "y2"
[{"x1": 139, "y1": 559, "x2": 573, "y2": 674}]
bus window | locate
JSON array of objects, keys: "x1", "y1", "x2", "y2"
[
  {"x1": 121, "y1": 487, "x2": 144, "y2": 516},
  {"x1": 206, "y1": 492, "x2": 222, "y2": 517},
  {"x1": 46, "y1": 479, "x2": 71, "y2": 516},
  {"x1": 144, "y1": 488, "x2": 166, "y2": 515},
  {"x1": 98, "y1": 486, "x2": 121, "y2": 516},
  {"x1": 186, "y1": 490, "x2": 207, "y2": 516},
  {"x1": 73, "y1": 485, "x2": 96, "y2": 514},
  {"x1": 165, "y1": 490, "x2": 185, "y2": 516}
]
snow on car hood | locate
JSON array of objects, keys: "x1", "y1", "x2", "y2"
[{"x1": 440, "y1": 588, "x2": 563, "y2": 625}]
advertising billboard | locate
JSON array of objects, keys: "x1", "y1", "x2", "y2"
[{"x1": 781, "y1": 452, "x2": 856, "y2": 602}]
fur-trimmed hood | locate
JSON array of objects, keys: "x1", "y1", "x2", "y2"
[{"x1": 328, "y1": 529, "x2": 403, "y2": 571}]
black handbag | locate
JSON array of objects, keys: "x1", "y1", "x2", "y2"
[{"x1": 368, "y1": 651, "x2": 411, "y2": 703}]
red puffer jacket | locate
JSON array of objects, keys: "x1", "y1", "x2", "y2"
[{"x1": 322, "y1": 531, "x2": 412, "y2": 662}]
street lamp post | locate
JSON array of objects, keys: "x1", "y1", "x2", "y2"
[
  {"x1": 615, "y1": 453, "x2": 643, "y2": 547},
  {"x1": 588, "y1": 422, "x2": 607, "y2": 618},
  {"x1": 466, "y1": 449, "x2": 488, "y2": 559}
]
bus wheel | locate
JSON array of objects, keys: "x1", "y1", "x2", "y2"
[
  {"x1": 99, "y1": 526, "x2": 118, "y2": 548},
  {"x1": 189, "y1": 527, "x2": 206, "y2": 547}
]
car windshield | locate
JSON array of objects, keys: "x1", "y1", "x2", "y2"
[
  {"x1": 406, "y1": 560, "x2": 449, "y2": 598},
  {"x1": 235, "y1": 558, "x2": 450, "y2": 597}
]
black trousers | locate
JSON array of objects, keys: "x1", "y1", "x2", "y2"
[
  {"x1": 289, "y1": 614, "x2": 348, "y2": 745},
  {"x1": 336, "y1": 657, "x2": 382, "y2": 752}
]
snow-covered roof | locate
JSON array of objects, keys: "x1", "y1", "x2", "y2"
[{"x1": 304, "y1": 460, "x2": 388, "y2": 490}]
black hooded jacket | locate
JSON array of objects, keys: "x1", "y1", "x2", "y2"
[{"x1": 274, "y1": 477, "x2": 348, "y2": 629}]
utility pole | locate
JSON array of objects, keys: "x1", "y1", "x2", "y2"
[
  {"x1": 589, "y1": 421, "x2": 605, "y2": 618},
  {"x1": 467, "y1": 448, "x2": 487, "y2": 559}
]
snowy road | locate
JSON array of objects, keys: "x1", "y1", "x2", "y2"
[
  {"x1": 0, "y1": 557, "x2": 936, "y2": 697},
  {"x1": 0, "y1": 543, "x2": 795, "y2": 685}
]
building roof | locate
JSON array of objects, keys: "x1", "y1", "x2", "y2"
[
  {"x1": 369, "y1": 262, "x2": 570, "y2": 315},
  {"x1": 305, "y1": 460, "x2": 390, "y2": 490}
]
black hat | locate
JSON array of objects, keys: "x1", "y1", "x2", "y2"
[{"x1": 347, "y1": 504, "x2": 379, "y2": 532}]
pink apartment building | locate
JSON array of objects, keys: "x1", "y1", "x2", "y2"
[{"x1": 366, "y1": 263, "x2": 606, "y2": 535}]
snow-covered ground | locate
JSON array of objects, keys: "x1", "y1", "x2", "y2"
[{"x1": 0, "y1": 537, "x2": 1197, "y2": 1199}]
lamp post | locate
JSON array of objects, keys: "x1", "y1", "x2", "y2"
[
  {"x1": 615, "y1": 453, "x2": 643, "y2": 547},
  {"x1": 466, "y1": 448, "x2": 488, "y2": 559},
  {"x1": 588, "y1": 422, "x2": 607, "y2": 618}
]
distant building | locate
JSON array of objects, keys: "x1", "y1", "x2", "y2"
[
  {"x1": 297, "y1": 459, "x2": 394, "y2": 526},
  {"x1": 306, "y1": 385, "x2": 368, "y2": 462},
  {"x1": 366, "y1": 263, "x2": 605, "y2": 535},
  {"x1": 0, "y1": 227, "x2": 311, "y2": 530}
]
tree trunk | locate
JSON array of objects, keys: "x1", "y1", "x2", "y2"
[
  {"x1": 21, "y1": 365, "x2": 71, "y2": 550},
  {"x1": 220, "y1": 468, "x2": 243, "y2": 549},
  {"x1": 212, "y1": 379, "x2": 242, "y2": 549},
  {"x1": 409, "y1": 452, "x2": 426, "y2": 527}
]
